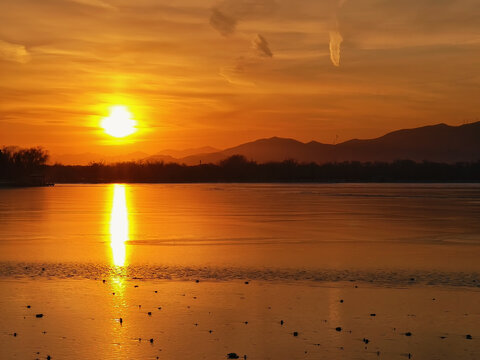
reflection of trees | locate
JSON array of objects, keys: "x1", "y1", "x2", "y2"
[
  {"x1": 46, "y1": 155, "x2": 480, "y2": 183},
  {"x1": 0, "y1": 146, "x2": 49, "y2": 182}
]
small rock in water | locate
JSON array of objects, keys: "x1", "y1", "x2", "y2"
[
  {"x1": 149, "y1": 338, "x2": 154, "y2": 343},
  {"x1": 227, "y1": 353, "x2": 239, "y2": 359},
  {"x1": 47, "y1": 356, "x2": 51, "y2": 360},
  {"x1": 13, "y1": 332, "x2": 17, "y2": 337},
  {"x1": 244, "y1": 281, "x2": 249, "y2": 285},
  {"x1": 244, "y1": 321, "x2": 248, "y2": 324},
  {"x1": 27, "y1": 305, "x2": 31, "y2": 309},
  {"x1": 466, "y1": 334, "x2": 472, "y2": 340},
  {"x1": 157, "y1": 307, "x2": 162, "y2": 310},
  {"x1": 35, "y1": 314, "x2": 44, "y2": 318},
  {"x1": 293, "y1": 331, "x2": 298, "y2": 337},
  {"x1": 363, "y1": 338, "x2": 369, "y2": 344},
  {"x1": 134, "y1": 285, "x2": 139, "y2": 288},
  {"x1": 102, "y1": 279, "x2": 106, "y2": 283},
  {"x1": 195, "y1": 280, "x2": 199, "y2": 283},
  {"x1": 148, "y1": 312, "x2": 152, "y2": 316},
  {"x1": 370, "y1": 313, "x2": 376, "y2": 317},
  {"x1": 280, "y1": 320, "x2": 284, "y2": 325},
  {"x1": 335, "y1": 327, "x2": 342, "y2": 332},
  {"x1": 339, "y1": 299, "x2": 344, "y2": 303},
  {"x1": 405, "y1": 332, "x2": 412, "y2": 336},
  {"x1": 119, "y1": 318, "x2": 123, "y2": 324},
  {"x1": 154, "y1": 291, "x2": 158, "y2": 293}
]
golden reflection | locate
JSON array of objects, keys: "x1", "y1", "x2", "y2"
[{"x1": 109, "y1": 184, "x2": 129, "y2": 266}]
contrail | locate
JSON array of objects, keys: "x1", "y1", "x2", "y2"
[
  {"x1": 328, "y1": 0, "x2": 346, "y2": 67},
  {"x1": 329, "y1": 29, "x2": 343, "y2": 67}
]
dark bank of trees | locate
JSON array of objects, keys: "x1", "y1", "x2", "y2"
[
  {"x1": 47, "y1": 155, "x2": 480, "y2": 183},
  {"x1": 0, "y1": 146, "x2": 49, "y2": 185},
  {"x1": 1, "y1": 147, "x2": 479, "y2": 184}
]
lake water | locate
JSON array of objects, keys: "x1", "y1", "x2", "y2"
[
  {"x1": 1, "y1": 184, "x2": 480, "y2": 359},
  {"x1": 1, "y1": 183, "x2": 479, "y2": 285}
]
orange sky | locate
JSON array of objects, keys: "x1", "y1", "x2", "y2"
[{"x1": 0, "y1": 0, "x2": 479, "y2": 157}]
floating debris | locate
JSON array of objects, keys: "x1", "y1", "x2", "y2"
[
  {"x1": 340, "y1": 299, "x2": 344, "y2": 303},
  {"x1": 280, "y1": 320, "x2": 284, "y2": 325},
  {"x1": 227, "y1": 353, "x2": 239, "y2": 359},
  {"x1": 370, "y1": 313, "x2": 376, "y2": 317},
  {"x1": 466, "y1": 334, "x2": 473, "y2": 340},
  {"x1": 335, "y1": 327, "x2": 342, "y2": 332},
  {"x1": 363, "y1": 338, "x2": 369, "y2": 344},
  {"x1": 293, "y1": 331, "x2": 298, "y2": 337},
  {"x1": 148, "y1": 312, "x2": 152, "y2": 316},
  {"x1": 405, "y1": 332, "x2": 412, "y2": 336},
  {"x1": 35, "y1": 314, "x2": 44, "y2": 318},
  {"x1": 244, "y1": 281, "x2": 249, "y2": 285},
  {"x1": 149, "y1": 338, "x2": 154, "y2": 343}
]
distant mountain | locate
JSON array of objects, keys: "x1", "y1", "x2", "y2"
[
  {"x1": 50, "y1": 122, "x2": 480, "y2": 165},
  {"x1": 145, "y1": 146, "x2": 219, "y2": 163},
  {"x1": 175, "y1": 122, "x2": 480, "y2": 165}
]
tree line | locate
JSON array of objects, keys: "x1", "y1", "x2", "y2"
[
  {"x1": 0, "y1": 146, "x2": 49, "y2": 183},
  {"x1": 1, "y1": 147, "x2": 479, "y2": 184},
  {"x1": 49, "y1": 155, "x2": 480, "y2": 183}
]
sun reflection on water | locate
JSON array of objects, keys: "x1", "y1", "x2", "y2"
[{"x1": 110, "y1": 184, "x2": 129, "y2": 267}]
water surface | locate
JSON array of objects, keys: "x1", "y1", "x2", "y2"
[{"x1": 1, "y1": 183, "x2": 479, "y2": 284}]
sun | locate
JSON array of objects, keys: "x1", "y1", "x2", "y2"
[{"x1": 101, "y1": 105, "x2": 137, "y2": 138}]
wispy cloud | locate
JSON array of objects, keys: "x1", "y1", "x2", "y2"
[
  {"x1": 210, "y1": 8, "x2": 237, "y2": 37},
  {"x1": 209, "y1": 0, "x2": 276, "y2": 36},
  {"x1": 329, "y1": 29, "x2": 342, "y2": 66},
  {"x1": 328, "y1": 0, "x2": 346, "y2": 67},
  {"x1": 252, "y1": 34, "x2": 273, "y2": 57},
  {"x1": 68, "y1": 0, "x2": 116, "y2": 10},
  {"x1": 0, "y1": 40, "x2": 31, "y2": 63},
  {"x1": 219, "y1": 57, "x2": 256, "y2": 86}
]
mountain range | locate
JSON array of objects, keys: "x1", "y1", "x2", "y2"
[{"x1": 51, "y1": 122, "x2": 480, "y2": 165}]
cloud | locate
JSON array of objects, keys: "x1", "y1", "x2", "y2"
[
  {"x1": 0, "y1": 40, "x2": 31, "y2": 63},
  {"x1": 210, "y1": 8, "x2": 237, "y2": 36},
  {"x1": 328, "y1": 0, "x2": 346, "y2": 67},
  {"x1": 219, "y1": 57, "x2": 256, "y2": 86},
  {"x1": 68, "y1": 0, "x2": 116, "y2": 10},
  {"x1": 329, "y1": 30, "x2": 343, "y2": 66},
  {"x1": 209, "y1": 0, "x2": 277, "y2": 36},
  {"x1": 252, "y1": 34, "x2": 273, "y2": 57}
]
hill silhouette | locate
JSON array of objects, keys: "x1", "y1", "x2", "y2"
[{"x1": 176, "y1": 122, "x2": 480, "y2": 165}]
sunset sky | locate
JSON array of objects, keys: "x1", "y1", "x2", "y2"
[{"x1": 0, "y1": 0, "x2": 479, "y2": 156}]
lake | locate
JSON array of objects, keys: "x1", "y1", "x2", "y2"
[{"x1": 1, "y1": 184, "x2": 479, "y2": 359}]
